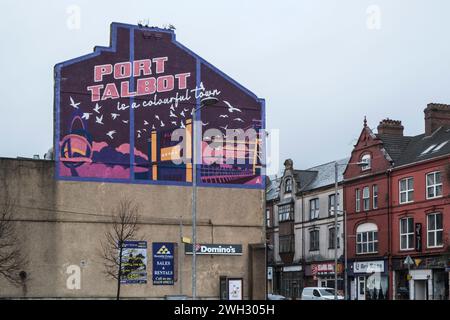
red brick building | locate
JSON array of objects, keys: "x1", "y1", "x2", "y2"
[{"x1": 343, "y1": 104, "x2": 450, "y2": 300}]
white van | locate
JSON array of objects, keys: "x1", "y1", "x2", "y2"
[{"x1": 301, "y1": 287, "x2": 344, "y2": 300}]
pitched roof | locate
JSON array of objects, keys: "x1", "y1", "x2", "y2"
[
  {"x1": 293, "y1": 170, "x2": 318, "y2": 190},
  {"x1": 376, "y1": 134, "x2": 413, "y2": 163},
  {"x1": 301, "y1": 157, "x2": 349, "y2": 191},
  {"x1": 393, "y1": 127, "x2": 450, "y2": 166},
  {"x1": 266, "y1": 176, "x2": 281, "y2": 201}
]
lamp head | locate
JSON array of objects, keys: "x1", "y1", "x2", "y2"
[{"x1": 200, "y1": 96, "x2": 219, "y2": 107}]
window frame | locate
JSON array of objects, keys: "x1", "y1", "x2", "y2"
[
  {"x1": 328, "y1": 226, "x2": 340, "y2": 249},
  {"x1": 285, "y1": 178, "x2": 292, "y2": 193},
  {"x1": 426, "y1": 171, "x2": 442, "y2": 200},
  {"x1": 355, "y1": 189, "x2": 361, "y2": 212},
  {"x1": 266, "y1": 209, "x2": 271, "y2": 228},
  {"x1": 373, "y1": 185, "x2": 378, "y2": 209},
  {"x1": 279, "y1": 234, "x2": 295, "y2": 253},
  {"x1": 356, "y1": 224, "x2": 378, "y2": 255},
  {"x1": 363, "y1": 186, "x2": 370, "y2": 211},
  {"x1": 310, "y1": 198, "x2": 320, "y2": 220},
  {"x1": 328, "y1": 194, "x2": 339, "y2": 216},
  {"x1": 309, "y1": 229, "x2": 320, "y2": 251},
  {"x1": 399, "y1": 217, "x2": 414, "y2": 251},
  {"x1": 399, "y1": 177, "x2": 414, "y2": 204},
  {"x1": 427, "y1": 212, "x2": 443, "y2": 248},
  {"x1": 278, "y1": 204, "x2": 294, "y2": 222},
  {"x1": 361, "y1": 154, "x2": 371, "y2": 171}
]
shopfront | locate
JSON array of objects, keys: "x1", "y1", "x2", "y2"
[
  {"x1": 275, "y1": 265, "x2": 303, "y2": 299},
  {"x1": 349, "y1": 260, "x2": 388, "y2": 300},
  {"x1": 312, "y1": 262, "x2": 343, "y2": 290},
  {"x1": 393, "y1": 256, "x2": 449, "y2": 300}
]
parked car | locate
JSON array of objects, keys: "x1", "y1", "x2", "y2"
[
  {"x1": 267, "y1": 293, "x2": 287, "y2": 300},
  {"x1": 301, "y1": 287, "x2": 344, "y2": 300}
]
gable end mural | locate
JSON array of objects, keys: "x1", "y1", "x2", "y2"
[{"x1": 54, "y1": 23, "x2": 265, "y2": 188}]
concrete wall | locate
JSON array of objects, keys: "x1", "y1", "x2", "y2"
[{"x1": 0, "y1": 158, "x2": 264, "y2": 299}]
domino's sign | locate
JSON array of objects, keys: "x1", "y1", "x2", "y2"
[{"x1": 185, "y1": 243, "x2": 242, "y2": 255}]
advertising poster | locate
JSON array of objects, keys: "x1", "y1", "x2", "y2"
[
  {"x1": 152, "y1": 242, "x2": 174, "y2": 285},
  {"x1": 121, "y1": 241, "x2": 147, "y2": 284},
  {"x1": 54, "y1": 23, "x2": 265, "y2": 188},
  {"x1": 227, "y1": 278, "x2": 243, "y2": 300}
]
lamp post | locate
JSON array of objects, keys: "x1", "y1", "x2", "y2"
[
  {"x1": 334, "y1": 162, "x2": 339, "y2": 300},
  {"x1": 191, "y1": 96, "x2": 218, "y2": 300},
  {"x1": 333, "y1": 160, "x2": 366, "y2": 300}
]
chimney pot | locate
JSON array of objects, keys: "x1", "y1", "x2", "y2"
[
  {"x1": 424, "y1": 103, "x2": 450, "y2": 136},
  {"x1": 377, "y1": 118, "x2": 404, "y2": 136}
]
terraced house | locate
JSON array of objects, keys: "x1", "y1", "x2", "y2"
[
  {"x1": 344, "y1": 104, "x2": 450, "y2": 300},
  {"x1": 266, "y1": 158, "x2": 348, "y2": 299}
]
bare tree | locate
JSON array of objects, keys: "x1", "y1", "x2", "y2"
[
  {"x1": 101, "y1": 198, "x2": 141, "y2": 300},
  {"x1": 0, "y1": 197, "x2": 27, "y2": 287}
]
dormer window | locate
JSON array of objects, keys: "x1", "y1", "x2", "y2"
[
  {"x1": 285, "y1": 178, "x2": 292, "y2": 193},
  {"x1": 361, "y1": 154, "x2": 371, "y2": 171}
]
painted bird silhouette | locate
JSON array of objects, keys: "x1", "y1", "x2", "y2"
[
  {"x1": 69, "y1": 97, "x2": 80, "y2": 109},
  {"x1": 95, "y1": 115, "x2": 104, "y2": 125},
  {"x1": 106, "y1": 130, "x2": 116, "y2": 139},
  {"x1": 82, "y1": 113, "x2": 92, "y2": 120},
  {"x1": 93, "y1": 103, "x2": 102, "y2": 114},
  {"x1": 224, "y1": 101, "x2": 242, "y2": 113}
]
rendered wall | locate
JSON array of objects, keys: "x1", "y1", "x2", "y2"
[{"x1": 0, "y1": 158, "x2": 264, "y2": 299}]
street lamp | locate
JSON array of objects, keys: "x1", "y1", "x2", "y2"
[
  {"x1": 333, "y1": 160, "x2": 366, "y2": 300},
  {"x1": 192, "y1": 96, "x2": 219, "y2": 300}
]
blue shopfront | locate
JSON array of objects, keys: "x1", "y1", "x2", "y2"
[{"x1": 348, "y1": 259, "x2": 388, "y2": 300}]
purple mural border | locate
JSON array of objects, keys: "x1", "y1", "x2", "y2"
[{"x1": 54, "y1": 22, "x2": 265, "y2": 190}]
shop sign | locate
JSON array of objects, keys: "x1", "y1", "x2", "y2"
[
  {"x1": 312, "y1": 263, "x2": 334, "y2": 275},
  {"x1": 185, "y1": 243, "x2": 242, "y2": 255},
  {"x1": 311, "y1": 263, "x2": 343, "y2": 275},
  {"x1": 283, "y1": 265, "x2": 302, "y2": 272},
  {"x1": 353, "y1": 260, "x2": 384, "y2": 273},
  {"x1": 415, "y1": 223, "x2": 422, "y2": 252},
  {"x1": 267, "y1": 267, "x2": 273, "y2": 280}
]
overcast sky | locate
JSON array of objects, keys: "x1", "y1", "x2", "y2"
[{"x1": 2, "y1": 0, "x2": 450, "y2": 173}]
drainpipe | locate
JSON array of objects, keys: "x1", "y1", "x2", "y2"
[
  {"x1": 387, "y1": 168, "x2": 393, "y2": 300},
  {"x1": 301, "y1": 192, "x2": 305, "y2": 289}
]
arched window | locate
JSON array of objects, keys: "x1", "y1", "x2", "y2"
[
  {"x1": 361, "y1": 154, "x2": 371, "y2": 170},
  {"x1": 356, "y1": 223, "x2": 378, "y2": 254},
  {"x1": 285, "y1": 178, "x2": 292, "y2": 193}
]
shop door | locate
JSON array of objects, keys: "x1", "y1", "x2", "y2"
[
  {"x1": 414, "y1": 280, "x2": 427, "y2": 300},
  {"x1": 358, "y1": 276, "x2": 366, "y2": 300}
]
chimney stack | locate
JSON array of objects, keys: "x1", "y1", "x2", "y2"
[
  {"x1": 377, "y1": 118, "x2": 404, "y2": 136},
  {"x1": 424, "y1": 103, "x2": 450, "y2": 136}
]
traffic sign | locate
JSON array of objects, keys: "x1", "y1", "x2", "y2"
[{"x1": 404, "y1": 255, "x2": 414, "y2": 266}]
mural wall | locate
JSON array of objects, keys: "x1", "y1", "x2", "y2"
[{"x1": 55, "y1": 23, "x2": 265, "y2": 188}]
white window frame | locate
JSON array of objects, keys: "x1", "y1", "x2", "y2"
[
  {"x1": 399, "y1": 177, "x2": 414, "y2": 204},
  {"x1": 329, "y1": 194, "x2": 339, "y2": 216},
  {"x1": 266, "y1": 209, "x2": 271, "y2": 228},
  {"x1": 363, "y1": 186, "x2": 370, "y2": 211},
  {"x1": 373, "y1": 185, "x2": 378, "y2": 209},
  {"x1": 355, "y1": 189, "x2": 361, "y2": 212},
  {"x1": 399, "y1": 217, "x2": 414, "y2": 251},
  {"x1": 361, "y1": 154, "x2": 371, "y2": 171},
  {"x1": 356, "y1": 223, "x2": 378, "y2": 254},
  {"x1": 427, "y1": 213, "x2": 443, "y2": 248},
  {"x1": 426, "y1": 171, "x2": 442, "y2": 200}
]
